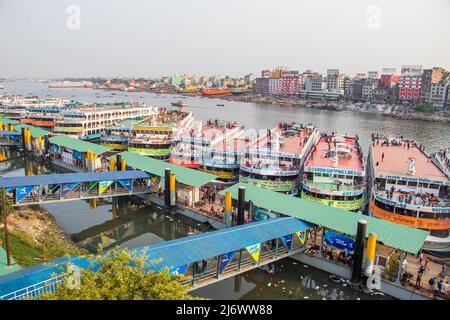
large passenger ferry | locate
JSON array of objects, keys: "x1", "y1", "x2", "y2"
[
  {"x1": 367, "y1": 135, "x2": 450, "y2": 255},
  {"x1": 128, "y1": 108, "x2": 194, "y2": 160},
  {"x1": 301, "y1": 133, "x2": 365, "y2": 211},
  {"x1": 239, "y1": 122, "x2": 319, "y2": 194},
  {"x1": 54, "y1": 103, "x2": 156, "y2": 140},
  {"x1": 100, "y1": 119, "x2": 141, "y2": 150},
  {"x1": 432, "y1": 148, "x2": 450, "y2": 178}
]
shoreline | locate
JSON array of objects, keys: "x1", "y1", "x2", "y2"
[
  {"x1": 216, "y1": 94, "x2": 450, "y2": 123},
  {"x1": 0, "y1": 208, "x2": 85, "y2": 269}
]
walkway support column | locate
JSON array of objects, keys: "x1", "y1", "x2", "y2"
[
  {"x1": 110, "y1": 156, "x2": 116, "y2": 171},
  {"x1": 164, "y1": 168, "x2": 171, "y2": 208},
  {"x1": 351, "y1": 219, "x2": 367, "y2": 286},
  {"x1": 37, "y1": 136, "x2": 43, "y2": 156},
  {"x1": 21, "y1": 127, "x2": 27, "y2": 153},
  {"x1": 121, "y1": 159, "x2": 126, "y2": 171},
  {"x1": 364, "y1": 232, "x2": 377, "y2": 277},
  {"x1": 170, "y1": 174, "x2": 176, "y2": 209},
  {"x1": 224, "y1": 191, "x2": 232, "y2": 227},
  {"x1": 116, "y1": 154, "x2": 122, "y2": 171},
  {"x1": 25, "y1": 128, "x2": 32, "y2": 152},
  {"x1": 237, "y1": 186, "x2": 245, "y2": 225}
]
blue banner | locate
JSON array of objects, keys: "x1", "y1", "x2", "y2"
[
  {"x1": 324, "y1": 230, "x2": 355, "y2": 253},
  {"x1": 73, "y1": 150, "x2": 82, "y2": 161},
  {"x1": 252, "y1": 207, "x2": 278, "y2": 221},
  {"x1": 118, "y1": 179, "x2": 132, "y2": 191},
  {"x1": 16, "y1": 185, "x2": 34, "y2": 202},
  {"x1": 281, "y1": 234, "x2": 293, "y2": 251},
  {"x1": 61, "y1": 182, "x2": 78, "y2": 198},
  {"x1": 219, "y1": 251, "x2": 237, "y2": 273},
  {"x1": 170, "y1": 264, "x2": 188, "y2": 275}
]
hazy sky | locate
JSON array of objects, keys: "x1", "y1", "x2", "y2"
[{"x1": 1, "y1": 0, "x2": 449, "y2": 78}]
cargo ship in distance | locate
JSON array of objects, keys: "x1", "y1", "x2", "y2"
[
  {"x1": 200, "y1": 88, "x2": 232, "y2": 96},
  {"x1": 367, "y1": 135, "x2": 450, "y2": 255},
  {"x1": 301, "y1": 133, "x2": 365, "y2": 212}
]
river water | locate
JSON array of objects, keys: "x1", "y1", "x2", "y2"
[{"x1": 3, "y1": 79, "x2": 446, "y2": 300}]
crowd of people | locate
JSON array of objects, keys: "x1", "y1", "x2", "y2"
[
  {"x1": 383, "y1": 185, "x2": 440, "y2": 207},
  {"x1": 401, "y1": 252, "x2": 449, "y2": 299}
]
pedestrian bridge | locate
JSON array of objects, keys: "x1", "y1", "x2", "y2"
[
  {"x1": 0, "y1": 217, "x2": 311, "y2": 300},
  {"x1": 0, "y1": 170, "x2": 152, "y2": 206}
]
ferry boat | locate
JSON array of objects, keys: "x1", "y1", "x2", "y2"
[
  {"x1": 301, "y1": 133, "x2": 365, "y2": 212},
  {"x1": 54, "y1": 103, "x2": 156, "y2": 139},
  {"x1": 128, "y1": 108, "x2": 194, "y2": 160},
  {"x1": 100, "y1": 119, "x2": 140, "y2": 150},
  {"x1": 432, "y1": 148, "x2": 450, "y2": 178},
  {"x1": 239, "y1": 122, "x2": 319, "y2": 194},
  {"x1": 200, "y1": 88, "x2": 232, "y2": 96},
  {"x1": 367, "y1": 136, "x2": 450, "y2": 255},
  {"x1": 170, "y1": 100, "x2": 186, "y2": 108},
  {"x1": 169, "y1": 119, "x2": 245, "y2": 178}
]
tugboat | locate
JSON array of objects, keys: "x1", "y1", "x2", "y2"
[{"x1": 171, "y1": 100, "x2": 186, "y2": 108}]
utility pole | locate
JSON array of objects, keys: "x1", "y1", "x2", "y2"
[{"x1": 2, "y1": 186, "x2": 11, "y2": 266}]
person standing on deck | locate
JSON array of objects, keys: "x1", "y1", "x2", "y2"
[{"x1": 381, "y1": 152, "x2": 385, "y2": 162}]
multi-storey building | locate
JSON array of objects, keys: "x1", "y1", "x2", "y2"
[
  {"x1": 398, "y1": 65, "x2": 423, "y2": 102},
  {"x1": 421, "y1": 67, "x2": 446, "y2": 102},
  {"x1": 429, "y1": 80, "x2": 450, "y2": 109}
]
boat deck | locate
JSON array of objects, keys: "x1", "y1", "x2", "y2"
[
  {"x1": 372, "y1": 139, "x2": 448, "y2": 181},
  {"x1": 305, "y1": 135, "x2": 364, "y2": 171}
]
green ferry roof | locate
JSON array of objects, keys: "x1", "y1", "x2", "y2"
[
  {"x1": 0, "y1": 118, "x2": 52, "y2": 137},
  {"x1": 49, "y1": 135, "x2": 112, "y2": 154},
  {"x1": 120, "y1": 151, "x2": 217, "y2": 187},
  {"x1": 219, "y1": 183, "x2": 429, "y2": 254}
]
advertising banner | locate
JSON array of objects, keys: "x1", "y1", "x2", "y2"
[
  {"x1": 281, "y1": 234, "x2": 293, "y2": 251},
  {"x1": 99, "y1": 180, "x2": 114, "y2": 195},
  {"x1": 219, "y1": 251, "x2": 237, "y2": 273},
  {"x1": 15, "y1": 185, "x2": 35, "y2": 202},
  {"x1": 324, "y1": 230, "x2": 355, "y2": 253},
  {"x1": 118, "y1": 179, "x2": 132, "y2": 191},
  {"x1": 61, "y1": 182, "x2": 78, "y2": 198},
  {"x1": 246, "y1": 243, "x2": 261, "y2": 262},
  {"x1": 295, "y1": 230, "x2": 307, "y2": 245}
]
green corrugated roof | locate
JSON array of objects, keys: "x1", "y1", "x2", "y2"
[
  {"x1": 121, "y1": 151, "x2": 217, "y2": 187},
  {"x1": 13, "y1": 124, "x2": 52, "y2": 138},
  {"x1": 219, "y1": 183, "x2": 429, "y2": 254},
  {"x1": 49, "y1": 135, "x2": 112, "y2": 154},
  {"x1": 0, "y1": 117, "x2": 19, "y2": 125}
]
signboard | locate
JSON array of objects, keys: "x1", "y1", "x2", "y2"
[
  {"x1": 73, "y1": 150, "x2": 82, "y2": 161},
  {"x1": 99, "y1": 180, "x2": 114, "y2": 195},
  {"x1": 118, "y1": 179, "x2": 132, "y2": 191},
  {"x1": 252, "y1": 207, "x2": 278, "y2": 221},
  {"x1": 376, "y1": 174, "x2": 450, "y2": 187},
  {"x1": 374, "y1": 194, "x2": 450, "y2": 214},
  {"x1": 281, "y1": 234, "x2": 293, "y2": 251},
  {"x1": 304, "y1": 166, "x2": 364, "y2": 177},
  {"x1": 246, "y1": 243, "x2": 261, "y2": 262},
  {"x1": 239, "y1": 176, "x2": 294, "y2": 192},
  {"x1": 15, "y1": 185, "x2": 35, "y2": 202},
  {"x1": 324, "y1": 230, "x2": 355, "y2": 253},
  {"x1": 301, "y1": 193, "x2": 363, "y2": 211},
  {"x1": 370, "y1": 201, "x2": 450, "y2": 230},
  {"x1": 61, "y1": 182, "x2": 78, "y2": 198},
  {"x1": 302, "y1": 183, "x2": 364, "y2": 196},
  {"x1": 219, "y1": 251, "x2": 237, "y2": 273}
]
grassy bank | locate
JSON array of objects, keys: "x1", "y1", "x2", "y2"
[{"x1": 0, "y1": 208, "x2": 86, "y2": 268}]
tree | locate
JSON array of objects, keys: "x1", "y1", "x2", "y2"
[
  {"x1": 38, "y1": 247, "x2": 202, "y2": 300},
  {"x1": 0, "y1": 186, "x2": 14, "y2": 266}
]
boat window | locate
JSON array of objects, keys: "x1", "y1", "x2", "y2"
[
  {"x1": 387, "y1": 179, "x2": 396, "y2": 184},
  {"x1": 429, "y1": 184, "x2": 439, "y2": 189},
  {"x1": 408, "y1": 181, "x2": 418, "y2": 187},
  {"x1": 397, "y1": 180, "x2": 407, "y2": 186}
]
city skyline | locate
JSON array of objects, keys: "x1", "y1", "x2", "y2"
[{"x1": 1, "y1": 0, "x2": 449, "y2": 78}]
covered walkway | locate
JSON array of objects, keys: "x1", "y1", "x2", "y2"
[
  {"x1": 0, "y1": 217, "x2": 311, "y2": 299},
  {"x1": 219, "y1": 183, "x2": 429, "y2": 254},
  {"x1": 0, "y1": 170, "x2": 152, "y2": 206}
]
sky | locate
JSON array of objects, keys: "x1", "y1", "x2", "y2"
[{"x1": 0, "y1": 0, "x2": 449, "y2": 78}]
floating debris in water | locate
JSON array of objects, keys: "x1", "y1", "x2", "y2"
[
  {"x1": 303, "y1": 265, "x2": 308, "y2": 268},
  {"x1": 315, "y1": 286, "x2": 320, "y2": 290},
  {"x1": 292, "y1": 262, "x2": 297, "y2": 265},
  {"x1": 280, "y1": 280, "x2": 285, "y2": 283},
  {"x1": 267, "y1": 283, "x2": 272, "y2": 287},
  {"x1": 357, "y1": 298, "x2": 361, "y2": 300},
  {"x1": 323, "y1": 284, "x2": 328, "y2": 287},
  {"x1": 322, "y1": 298, "x2": 327, "y2": 300},
  {"x1": 304, "y1": 296, "x2": 309, "y2": 299}
]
